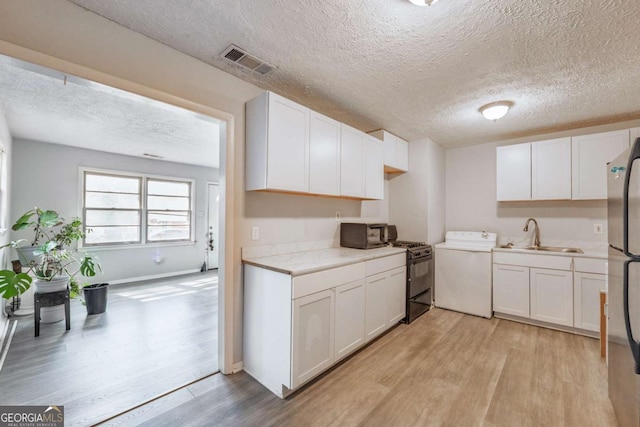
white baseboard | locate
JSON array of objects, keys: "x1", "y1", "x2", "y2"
[
  {"x1": 232, "y1": 361, "x2": 244, "y2": 373},
  {"x1": 109, "y1": 269, "x2": 202, "y2": 286}
]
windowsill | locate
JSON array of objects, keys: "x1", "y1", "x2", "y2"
[{"x1": 81, "y1": 241, "x2": 198, "y2": 252}]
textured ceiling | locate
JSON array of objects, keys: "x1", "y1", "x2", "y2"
[
  {"x1": 0, "y1": 55, "x2": 220, "y2": 167},
  {"x1": 67, "y1": 0, "x2": 640, "y2": 147}
]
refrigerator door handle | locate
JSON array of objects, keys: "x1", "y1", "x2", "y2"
[
  {"x1": 623, "y1": 260, "x2": 640, "y2": 374},
  {"x1": 623, "y1": 138, "x2": 640, "y2": 257}
]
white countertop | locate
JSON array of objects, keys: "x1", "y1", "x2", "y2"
[
  {"x1": 243, "y1": 246, "x2": 407, "y2": 276},
  {"x1": 492, "y1": 246, "x2": 607, "y2": 259}
]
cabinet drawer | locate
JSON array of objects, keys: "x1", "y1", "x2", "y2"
[
  {"x1": 366, "y1": 253, "x2": 406, "y2": 276},
  {"x1": 493, "y1": 252, "x2": 571, "y2": 270},
  {"x1": 574, "y1": 257, "x2": 607, "y2": 274},
  {"x1": 293, "y1": 262, "x2": 365, "y2": 299}
]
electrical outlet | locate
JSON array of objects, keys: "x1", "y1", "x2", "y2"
[
  {"x1": 335, "y1": 211, "x2": 341, "y2": 221},
  {"x1": 594, "y1": 224, "x2": 603, "y2": 234},
  {"x1": 251, "y1": 226, "x2": 260, "y2": 240}
]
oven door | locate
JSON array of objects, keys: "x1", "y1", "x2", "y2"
[{"x1": 409, "y1": 256, "x2": 433, "y2": 298}]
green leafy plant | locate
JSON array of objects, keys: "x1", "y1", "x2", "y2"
[{"x1": 0, "y1": 208, "x2": 101, "y2": 302}]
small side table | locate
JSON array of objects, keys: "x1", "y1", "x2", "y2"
[{"x1": 34, "y1": 287, "x2": 70, "y2": 337}]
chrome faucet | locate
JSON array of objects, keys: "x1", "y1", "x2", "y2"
[{"x1": 523, "y1": 218, "x2": 541, "y2": 248}]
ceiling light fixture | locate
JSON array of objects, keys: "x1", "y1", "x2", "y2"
[
  {"x1": 479, "y1": 101, "x2": 513, "y2": 121},
  {"x1": 408, "y1": 0, "x2": 438, "y2": 6}
]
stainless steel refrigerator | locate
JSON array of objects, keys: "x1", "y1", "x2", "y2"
[{"x1": 608, "y1": 137, "x2": 640, "y2": 427}]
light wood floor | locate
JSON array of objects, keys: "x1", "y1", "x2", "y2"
[
  {"x1": 102, "y1": 307, "x2": 617, "y2": 427},
  {"x1": 0, "y1": 271, "x2": 218, "y2": 427}
]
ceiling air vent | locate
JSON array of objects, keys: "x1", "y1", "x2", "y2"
[{"x1": 220, "y1": 45, "x2": 275, "y2": 75}]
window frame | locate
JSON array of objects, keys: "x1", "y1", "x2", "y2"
[
  {"x1": 145, "y1": 177, "x2": 193, "y2": 244},
  {"x1": 80, "y1": 167, "x2": 195, "y2": 247}
]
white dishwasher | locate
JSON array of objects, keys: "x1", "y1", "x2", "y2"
[{"x1": 434, "y1": 231, "x2": 497, "y2": 318}]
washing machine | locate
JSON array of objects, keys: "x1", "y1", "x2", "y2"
[{"x1": 434, "y1": 231, "x2": 497, "y2": 318}]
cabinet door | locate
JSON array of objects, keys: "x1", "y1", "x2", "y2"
[
  {"x1": 574, "y1": 272, "x2": 606, "y2": 332},
  {"x1": 531, "y1": 137, "x2": 571, "y2": 200},
  {"x1": 493, "y1": 264, "x2": 530, "y2": 317},
  {"x1": 382, "y1": 133, "x2": 398, "y2": 169},
  {"x1": 291, "y1": 290, "x2": 335, "y2": 389},
  {"x1": 396, "y1": 139, "x2": 409, "y2": 172},
  {"x1": 530, "y1": 268, "x2": 573, "y2": 326},
  {"x1": 340, "y1": 125, "x2": 365, "y2": 198},
  {"x1": 309, "y1": 111, "x2": 341, "y2": 196},
  {"x1": 386, "y1": 266, "x2": 407, "y2": 326},
  {"x1": 364, "y1": 135, "x2": 384, "y2": 200},
  {"x1": 496, "y1": 143, "x2": 531, "y2": 201},
  {"x1": 571, "y1": 130, "x2": 630, "y2": 200},
  {"x1": 266, "y1": 93, "x2": 310, "y2": 192},
  {"x1": 334, "y1": 279, "x2": 365, "y2": 362},
  {"x1": 365, "y1": 272, "x2": 388, "y2": 342}
]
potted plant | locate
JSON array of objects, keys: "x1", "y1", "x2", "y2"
[
  {"x1": 10, "y1": 208, "x2": 63, "y2": 266},
  {"x1": 0, "y1": 209, "x2": 103, "y2": 321}
]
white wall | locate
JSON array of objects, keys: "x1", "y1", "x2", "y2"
[
  {"x1": 388, "y1": 139, "x2": 445, "y2": 245},
  {"x1": 445, "y1": 139, "x2": 607, "y2": 244},
  {"x1": 0, "y1": 105, "x2": 12, "y2": 327},
  {"x1": 11, "y1": 139, "x2": 218, "y2": 283}
]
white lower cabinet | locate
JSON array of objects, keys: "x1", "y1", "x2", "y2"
[
  {"x1": 530, "y1": 268, "x2": 573, "y2": 327},
  {"x1": 574, "y1": 272, "x2": 606, "y2": 332},
  {"x1": 334, "y1": 279, "x2": 365, "y2": 362},
  {"x1": 365, "y1": 272, "x2": 388, "y2": 342},
  {"x1": 291, "y1": 290, "x2": 335, "y2": 389},
  {"x1": 243, "y1": 253, "x2": 405, "y2": 398},
  {"x1": 493, "y1": 253, "x2": 606, "y2": 334},
  {"x1": 386, "y1": 267, "x2": 407, "y2": 326},
  {"x1": 493, "y1": 264, "x2": 530, "y2": 317}
]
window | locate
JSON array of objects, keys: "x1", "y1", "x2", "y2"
[
  {"x1": 82, "y1": 169, "x2": 193, "y2": 246},
  {"x1": 146, "y1": 179, "x2": 192, "y2": 242}
]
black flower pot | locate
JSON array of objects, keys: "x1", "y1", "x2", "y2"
[{"x1": 84, "y1": 283, "x2": 109, "y2": 314}]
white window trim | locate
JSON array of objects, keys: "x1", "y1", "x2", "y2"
[{"x1": 79, "y1": 167, "x2": 196, "y2": 248}]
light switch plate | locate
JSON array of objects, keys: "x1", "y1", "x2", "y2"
[{"x1": 594, "y1": 224, "x2": 603, "y2": 234}]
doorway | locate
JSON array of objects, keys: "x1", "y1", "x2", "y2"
[{"x1": 0, "y1": 53, "x2": 229, "y2": 425}]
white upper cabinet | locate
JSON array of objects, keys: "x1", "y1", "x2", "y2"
[
  {"x1": 309, "y1": 111, "x2": 341, "y2": 196},
  {"x1": 340, "y1": 124, "x2": 366, "y2": 198},
  {"x1": 531, "y1": 137, "x2": 572, "y2": 200},
  {"x1": 496, "y1": 143, "x2": 531, "y2": 201},
  {"x1": 364, "y1": 135, "x2": 384, "y2": 200},
  {"x1": 571, "y1": 130, "x2": 630, "y2": 200},
  {"x1": 246, "y1": 91, "x2": 310, "y2": 193},
  {"x1": 368, "y1": 130, "x2": 409, "y2": 173}
]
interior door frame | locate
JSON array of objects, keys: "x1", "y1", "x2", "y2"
[
  {"x1": 0, "y1": 41, "x2": 237, "y2": 374},
  {"x1": 206, "y1": 181, "x2": 220, "y2": 270}
]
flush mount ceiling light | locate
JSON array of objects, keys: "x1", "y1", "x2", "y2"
[
  {"x1": 408, "y1": 0, "x2": 439, "y2": 5},
  {"x1": 479, "y1": 101, "x2": 513, "y2": 121}
]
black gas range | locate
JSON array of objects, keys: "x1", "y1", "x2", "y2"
[{"x1": 389, "y1": 236, "x2": 433, "y2": 323}]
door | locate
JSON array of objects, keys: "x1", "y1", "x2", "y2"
[
  {"x1": 334, "y1": 279, "x2": 365, "y2": 362},
  {"x1": 291, "y1": 290, "x2": 335, "y2": 389},
  {"x1": 266, "y1": 92, "x2": 310, "y2": 192},
  {"x1": 365, "y1": 272, "x2": 387, "y2": 342},
  {"x1": 386, "y1": 266, "x2": 407, "y2": 326},
  {"x1": 340, "y1": 124, "x2": 365, "y2": 198},
  {"x1": 493, "y1": 264, "x2": 530, "y2": 317},
  {"x1": 531, "y1": 137, "x2": 571, "y2": 200},
  {"x1": 574, "y1": 272, "x2": 606, "y2": 332},
  {"x1": 364, "y1": 135, "x2": 384, "y2": 200},
  {"x1": 309, "y1": 111, "x2": 341, "y2": 196},
  {"x1": 571, "y1": 130, "x2": 630, "y2": 200},
  {"x1": 608, "y1": 247, "x2": 640, "y2": 427},
  {"x1": 206, "y1": 183, "x2": 219, "y2": 269},
  {"x1": 530, "y1": 268, "x2": 573, "y2": 326}
]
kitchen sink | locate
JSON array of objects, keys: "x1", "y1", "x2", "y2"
[{"x1": 499, "y1": 243, "x2": 583, "y2": 254}]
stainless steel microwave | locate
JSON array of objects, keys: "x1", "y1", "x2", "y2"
[{"x1": 340, "y1": 223, "x2": 387, "y2": 249}]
